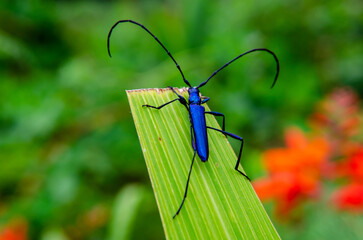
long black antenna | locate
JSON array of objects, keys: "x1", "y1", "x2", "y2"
[
  {"x1": 107, "y1": 20, "x2": 192, "y2": 88},
  {"x1": 197, "y1": 48, "x2": 280, "y2": 89}
]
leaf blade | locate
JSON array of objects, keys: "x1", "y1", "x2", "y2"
[{"x1": 127, "y1": 88, "x2": 280, "y2": 240}]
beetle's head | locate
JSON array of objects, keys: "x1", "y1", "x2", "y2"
[
  {"x1": 188, "y1": 87, "x2": 201, "y2": 104},
  {"x1": 188, "y1": 87, "x2": 199, "y2": 95}
]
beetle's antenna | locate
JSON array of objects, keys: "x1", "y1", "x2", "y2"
[
  {"x1": 107, "y1": 20, "x2": 192, "y2": 88},
  {"x1": 197, "y1": 48, "x2": 280, "y2": 89}
]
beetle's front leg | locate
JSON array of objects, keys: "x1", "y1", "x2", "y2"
[
  {"x1": 143, "y1": 87, "x2": 188, "y2": 110},
  {"x1": 201, "y1": 97, "x2": 209, "y2": 104},
  {"x1": 168, "y1": 86, "x2": 188, "y2": 109},
  {"x1": 143, "y1": 98, "x2": 180, "y2": 110}
]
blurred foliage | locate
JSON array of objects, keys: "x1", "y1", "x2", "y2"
[{"x1": 0, "y1": 0, "x2": 362, "y2": 239}]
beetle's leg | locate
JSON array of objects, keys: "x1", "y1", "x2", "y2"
[
  {"x1": 173, "y1": 149, "x2": 197, "y2": 219},
  {"x1": 190, "y1": 125, "x2": 196, "y2": 150},
  {"x1": 143, "y1": 87, "x2": 189, "y2": 110},
  {"x1": 143, "y1": 98, "x2": 180, "y2": 109},
  {"x1": 168, "y1": 86, "x2": 189, "y2": 109},
  {"x1": 205, "y1": 111, "x2": 225, "y2": 131},
  {"x1": 188, "y1": 114, "x2": 196, "y2": 150},
  {"x1": 201, "y1": 97, "x2": 210, "y2": 104},
  {"x1": 168, "y1": 86, "x2": 184, "y2": 98},
  {"x1": 206, "y1": 126, "x2": 250, "y2": 181},
  {"x1": 174, "y1": 123, "x2": 195, "y2": 218}
]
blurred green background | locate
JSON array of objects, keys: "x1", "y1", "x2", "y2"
[{"x1": 0, "y1": 0, "x2": 362, "y2": 239}]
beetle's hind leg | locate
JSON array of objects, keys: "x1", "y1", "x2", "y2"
[
  {"x1": 173, "y1": 148, "x2": 196, "y2": 218},
  {"x1": 206, "y1": 126, "x2": 251, "y2": 181},
  {"x1": 173, "y1": 124, "x2": 196, "y2": 219}
]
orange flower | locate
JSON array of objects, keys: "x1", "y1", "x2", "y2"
[
  {"x1": 263, "y1": 128, "x2": 330, "y2": 176},
  {"x1": 253, "y1": 127, "x2": 330, "y2": 216}
]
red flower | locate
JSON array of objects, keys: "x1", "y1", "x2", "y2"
[
  {"x1": 333, "y1": 145, "x2": 363, "y2": 181},
  {"x1": 0, "y1": 219, "x2": 27, "y2": 240},
  {"x1": 253, "y1": 172, "x2": 318, "y2": 216},
  {"x1": 344, "y1": 147, "x2": 363, "y2": 182},
  {"x1": 332, "y1": 183, "x2": 363, "y2": 212},
  {"x1": 255, "y1": 88, "x2": 363, "y2": 218}
]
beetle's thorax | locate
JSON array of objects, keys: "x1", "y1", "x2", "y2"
[{"x1": 188, "y1": 87, "x2": 201, "y2": 104}]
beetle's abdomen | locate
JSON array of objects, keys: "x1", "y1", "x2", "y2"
[{"x1": 190, "y1": 105, "x2": 209, "y2": 162}]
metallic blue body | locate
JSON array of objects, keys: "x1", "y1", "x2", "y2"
[
  {"x1": 188, "y1": 88, "x2": 209, "y2": 162},
  {"x1": 190, "y1": 105, "x2": 208, "y2": 162}
]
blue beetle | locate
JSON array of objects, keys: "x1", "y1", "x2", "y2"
[{"x1": 107, "y1": 20, "x2": 280, "y2": 218}]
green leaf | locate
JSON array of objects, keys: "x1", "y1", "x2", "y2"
[{"x1": 127, "y1": 88, "x2": 280, "y2": 240}]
